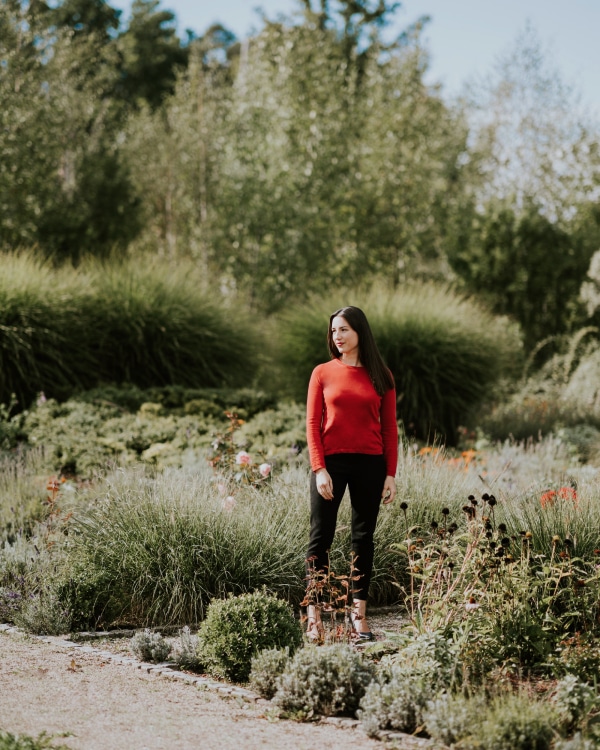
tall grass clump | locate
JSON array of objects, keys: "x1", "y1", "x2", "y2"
[
  {"x1": 275, "y1": 282, "x2": 522, "y2": 442},
  {"x1": 0, "y1": 252, "x2": 92, "y2": 407},
  {"x1": 61, "y1": 465, "x2": 309, "y2": 628},
  {"x1": 76, "y1": 257, "x2": 261, "y2": 390},
  {"x1": 0, "y1": 252, "x2": 262, "y2": 408}
]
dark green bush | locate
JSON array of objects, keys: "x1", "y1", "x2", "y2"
[
  {"x1": 0, "y1": 253, "x2": 261, "y2": 408},
  {"x1": 275, "y1": 283, "x2": 522, "y2": 443},
  {"x1": 196, "y1": 590, "x2": 302, "y2": 682},
  {"x1": 273, "y1": 644, "x2": 376, "y2": 718}
]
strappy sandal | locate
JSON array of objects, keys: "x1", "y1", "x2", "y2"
[{"x1": 351, "y1": 609, "x2": 376, "y2": 642}]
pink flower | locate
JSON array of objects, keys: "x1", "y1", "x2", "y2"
[
  {"x1": 258, "y1": 463, "x2": 272, "y2": 478},
  {"x1": 235, "y1": 451, "x2": 252, "y2": 465},
  {"x1": 222, "y1": 496, "x2": 236, "y2": 511}
]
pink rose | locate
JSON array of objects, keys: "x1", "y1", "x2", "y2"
[
  {"x1": 258, "y1": 463, "x2": 272, "y2": 478},
  {"x1": 235, "y1": 451, "x2": 252, "y2": 465}
]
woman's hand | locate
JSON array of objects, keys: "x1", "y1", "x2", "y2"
[
  {"x1": 315, "y1": 468, "x2": 334, "y2": 500},
  {"x1": 382, "y1": 475, "x2": 396, "y2": 505}
]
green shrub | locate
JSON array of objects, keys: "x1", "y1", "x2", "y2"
[
  {"x1": 550, "y1": 636, "x2": 600, "y2": 683},
  {"x1": 62, "y1": 467, "x2": 308, "y2": 627},
  {"x1": 359, "y1": 665, "x2": 439, "y2": 736},
  {"x1": 0, "y1": 252, "x2": 92, "y2": 408},
  {"x1": 273, "y1": 644, "x2": 376, "y2": 718},
  {"x1": 14, "y1": 589, "x2": 71, "y2": 635},
  {"x1": 130, "y1": 629, "x2": 172, "y2": 663},
  {"x1": 463, "y1": 692, "x2": 560, "y2": 750},
  {"x1": 552, "y1": 675, "x2": 598, "y2": 728},
  {"x1": 0, "y1": 252, "x2": 261, "y2": 407},
  {"x1": 173, "y1": 626, "x2": 203, "y2": 671},
  {"x1": 196, "y1": 589, "x2": 302, "y2": 683},
  {"x1": 76, "y1": 257, "x2": 260, "y2": 391},
  {"x1": 249, "y1": 647, "x2": 292, "y2": 699},
  {"x1": 275, "y1": 282, "x2": 522, "y2": 442},
  {"x1": 424, "y1": 692, "x2": 487, "y2": 747}
]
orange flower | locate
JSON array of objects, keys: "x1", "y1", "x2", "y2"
[
  {"x1": 540, "y1": 487, "x2": 578, "y2": 509},
  {"x1": 540, "y1": 490, "x2": 556, "y2": 508}
]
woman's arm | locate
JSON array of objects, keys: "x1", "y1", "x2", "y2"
[{"x1": 306, "y1": 367, "x2": 326, "y2": 473}]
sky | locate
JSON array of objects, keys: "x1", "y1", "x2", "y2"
[{"x1": 110, "y1": 0, "x2": 600, "y2": 117}]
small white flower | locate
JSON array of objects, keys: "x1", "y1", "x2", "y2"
[{"x1": 235, "y1": 451, "x2": 252, "y2": 465}]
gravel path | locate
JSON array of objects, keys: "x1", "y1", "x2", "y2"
[{"x1": 0, "y1": 630, "x2": 387, "y2": 750}]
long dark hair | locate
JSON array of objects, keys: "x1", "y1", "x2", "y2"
[{"x1": 327, "y1": 306, "x2": 394, "y2": 396}]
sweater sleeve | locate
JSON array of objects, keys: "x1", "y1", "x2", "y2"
[
  {"x1": 381, "y1": 385, "x2": 398, "y2": 477},
  {"x1": 306, "y1": 367, "x2": 326, "y2": 472}
]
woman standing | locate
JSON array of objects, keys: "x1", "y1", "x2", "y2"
[{"x1": 305, "y1": 306, "x2": 398, "y2": 641}]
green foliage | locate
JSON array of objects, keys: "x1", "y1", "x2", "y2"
[
  {"x1": 126, "y1": 11, "x2": 470, "y2": 310},
  {"x1": 423, "y1": 692, "x2": 487, "y2": 747},
  {"x1": 273, "y1": 644, "x2": 376, "y2": 719},
  {"x1": 424, "y1": 691, "x2": 562, "y2": 749},
  {"x1": 116, "y1": 0, "x2": 188, "y2": 109},
  {"x1": 550, "y1": 635, "x2": 600, "y2": 683},
  {"x1": 275, "y1": 283, "x2": 522, "y2": 441},
  {"x1": 14, "y1": 589, "x2": 72, "y2": 636},
  {"x1": 449, "y1": 201, "x2": 594, "y2": 349},
  {"x1": 249, "y1": 647, "x2": 292, "y2": 699},
  {"x1": 359, "y1": 631, "x2": 458, "y2": 736},
  {"x1": 0, "y1": 730, "x2": 70, "y2": 750},
  {"x1": 173, "y1": 626, "x2": 203, "y2": 671},
  {"x1": 553, "y1": 675, "x2": 598, "y2": 729},
  {"x1": 358, "y1": 665, "x2": 440, "y2": 736},
  {"x1": 0, "y1": 253, "x2": 261, "y2": 407},
  {"x1": 62, "y1": 468, "x2": 309, "y2": 627},
  {"x1": 462, "y1": 692, "x2": 560, "y2": 750},
  {"x1": 196, "y1": 590, "x2": 302, "y2": 682},
  {"x1": 130, "y1": 629, "x2": 172, "y2": 663},
  {"x1": 391, "y1": 488, "x2": 600, "y2": 673}
]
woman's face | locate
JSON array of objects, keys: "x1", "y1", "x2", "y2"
[{"x1": 331, "y1": 315, "x2": 359, "y2": 359}]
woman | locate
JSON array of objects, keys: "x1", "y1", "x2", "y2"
[{"x1": 305, "y1": 306, "x2": 398, "y2": 641}]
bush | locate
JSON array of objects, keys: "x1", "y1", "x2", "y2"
[
  {"x1": 275, "y1": 283, "x2": 521, "y2": 442},
  {"x1": 0, "y1": 252, "x2": 261, "y2": 408},
  {"x1": 550, "y1": 636, "x2": 600, "y2": 683},
  {"x1": 424, "y1": 692, "x2": 487, "y2": 747},
  {"x1": 552, "y1": 675, "x2": 598, "y2": 728},
  {"x1": 14, "y1": 590, "x2": 71, "y2": 635},
  {"x1": 249, "y1": 647, "x2": 292, "y2": 699},
  {"x1": 273, "y1": 644, "x2": 376, "y2": 719},
  {"x1": 130, "y1": 629, "x2": 172, "y2": 663},
  {"x1": 63, "y1": 467, "x2": 308, "y2": 628},
  {"x1": 359, "y1": 664, "x2": 442, "y2": 736},
  {"x1": 464, "y1": 692, "x2": 560, "y2": 750},
  {"x1": 196, "y1": 589, "x2": 302, "y2": 682},
  {"x1": 173, "y1": 626, "x2": 203, "y2": 671}
]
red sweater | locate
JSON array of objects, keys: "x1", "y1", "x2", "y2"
[{"x1": 306, "y1": 358, "x2": 398, "y2": 476}]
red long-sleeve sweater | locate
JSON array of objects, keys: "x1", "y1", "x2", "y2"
[{"x1": 306, "y1": 358, "x2": 398, "y2": 476}]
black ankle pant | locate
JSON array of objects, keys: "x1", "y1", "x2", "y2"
[{"x1": 306, "y1": 453, "x2": 386, "y2": 601}]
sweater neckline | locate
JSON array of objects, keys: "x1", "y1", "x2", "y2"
[{"x1": 334, "y1": 357, "x2": 364, "y2": 369}]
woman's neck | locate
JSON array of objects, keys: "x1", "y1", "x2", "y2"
[{"x1": 340, "y1": 354, "x2": 361, "y2": 367}]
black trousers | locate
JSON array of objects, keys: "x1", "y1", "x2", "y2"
[{"x1": 306, "y1": 453, "x2": 386, "y2": 601}]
